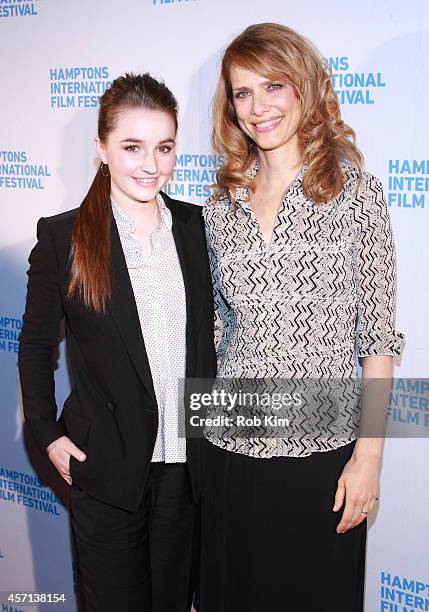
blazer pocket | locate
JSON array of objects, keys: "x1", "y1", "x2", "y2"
[{"x1": 63, "y1": 408, "x2": 91, "y2": 448}]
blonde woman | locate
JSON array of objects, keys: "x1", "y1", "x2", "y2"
[{"x1": 199, "y1": 23, "x2": 404, "y2": 612}]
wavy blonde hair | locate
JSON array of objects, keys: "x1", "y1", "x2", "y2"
[{"x1": 212, "y1": 23, "x2": 363, "y2": 204}]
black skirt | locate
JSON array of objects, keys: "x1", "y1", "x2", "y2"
[{"x1": 199, "y1": 439, "x2": 366, "y2": 612}]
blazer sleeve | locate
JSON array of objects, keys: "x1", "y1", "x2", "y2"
[{"x1": 18, "y1": 217, "x2": 67, "y2": 452}]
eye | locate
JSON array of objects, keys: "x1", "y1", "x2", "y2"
[
  {"x1": 267, "y1": 83, "x2": 284, "y2": 91},
  {"x1": 125, "y1": 144, "x2": 139, "y2": 152},
  {"x1": 158, "y1": 145, "x2": 173, "y2": 154},
  {"x1": 234, "y1": 90, "x2": 251, "y2": 99}
]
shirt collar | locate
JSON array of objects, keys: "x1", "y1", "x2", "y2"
[{"x1": 111, "y1": 192, "x2": 172, "y2": 235}]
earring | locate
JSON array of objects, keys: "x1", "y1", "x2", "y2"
[{"x1": 100, "y1": 162, "x2": 110, "y2": 177}]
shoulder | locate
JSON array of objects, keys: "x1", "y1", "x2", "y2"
[
  {"x1": 339, "y1": 163, "x2": 384, "y2": 197},
  {"x1": 202, "y1": 191, "x2": 232, "y2": 224},
  {"x1": 358, "y1": 171, "x2": 385, "y2": 200},
  {"x1": 354, "y1": 171, "x2": 386, "y2": 213},
  {"x1": 43, "y1": 207, "x2": 79, "y2": 224},
  {"x1": 39, "y1": 207, "x2": 79, "y2": 234},
  {"x1": 341, "y1": 167, "x2": 390, "y2": 233},
  {"x1": 339, "y1": 164, "x2": 386, "y2": 211},
  {"x1": 32, "y1": 208, "x2": 79, "y2": 260}
]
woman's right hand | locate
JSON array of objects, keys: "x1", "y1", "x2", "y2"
[{"x1": 46, "y1": 436, "x2": 86, "y2": 485}]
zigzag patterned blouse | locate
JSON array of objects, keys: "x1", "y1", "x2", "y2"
[{"x1": 203, "y1": 162, "x2": 405, "y2": 457}]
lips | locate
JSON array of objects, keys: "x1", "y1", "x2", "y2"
[
  {"x1": 253, "y1": 116, "x2": 282, "y2": 132},
  {"x1": 133, "y1": 177, "x2": 158, "y2": 188}
]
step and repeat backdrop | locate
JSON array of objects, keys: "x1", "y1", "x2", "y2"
[{"x1": 1, "y1": 1, "x2": 428, "y2": 610}]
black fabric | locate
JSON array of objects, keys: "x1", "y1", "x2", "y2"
[
  {"x1": 71, "y1": 462, "x2": 198, "y2": 612},
  {"x1": 18, "y1": 192, "x2": 217, "y2": 511},
  {"x1": 199, "y1": 439, "x2": 366, "y2": 612}
]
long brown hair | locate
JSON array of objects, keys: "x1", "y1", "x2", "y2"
[
  {"x1": 68, "y1": 73, "x2": 178, "y2": 311},
  {"x1": 211, "y1": 23, "x2": 363, "y2": 204}
]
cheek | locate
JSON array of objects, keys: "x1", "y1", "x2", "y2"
[
  {"x1": 237, "y1": 118, "x2": 254, "y2": 142},
  {"x1": 283, "y1": 91, "x2": 301, "y2": 117},
  {"x1": 233, "y1": 104, "x2": 251, "y2": 134},
  {"x1": 233, "y1": 100, "x2": 248, "y2": 123},
  {"x1": 158, "y1": 154, "x2": 176, "y2": 176},
  {"x1": 290, "y1": 104, "x2": 301, "y2": 127},
  {"x1": 108, "y1": 152, "x2": 135, "y2": 175}
]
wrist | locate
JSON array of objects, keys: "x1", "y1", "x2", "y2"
[
  {"x1": 46, "y1": 437, "x2": 60, "y2": 454},
  {"x1": 352, "y1": 447, "x2": 382, "y2": 465},
  {"x1": 354, "y1": 437, "x2": 383, "y2": 458}
]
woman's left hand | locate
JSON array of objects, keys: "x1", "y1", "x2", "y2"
[{"x1": 333, "y1": 452, "x2": 381, "y2": 534}]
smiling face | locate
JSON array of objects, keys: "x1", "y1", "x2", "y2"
[
  {"x1": 96, "y1": 106, "x2": 176, "y2": 209},
  {"x1": 229, "y1": 64, "x2": 301, "y2": 155}
]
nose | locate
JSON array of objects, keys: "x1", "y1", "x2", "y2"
[
  {"x1": 251, "y1": 91, "x2": 270, "y2": 117},
  {"x1": 141, "y1": 150, "x2": 158, "y2": 174}
]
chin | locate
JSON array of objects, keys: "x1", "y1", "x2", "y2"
[
  {"x1": 253, "y1": 139, "x2": 284, "y2": 151},
  {"x1": 139, "y1": 191, "x2": 158, "y2": 201}
]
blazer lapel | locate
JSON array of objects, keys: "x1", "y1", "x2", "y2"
[
  {"x1": 162, "y1": 192, "x2": 206, "y2": 380},
  {"x1": 107, "y1": 217, "x2": 157, "y2": 407}
]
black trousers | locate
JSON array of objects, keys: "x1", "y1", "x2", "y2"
[
  {"x1": 199, "y1": 440, "x2": 366, "y2": 612},
  {"x1": 70, "y1": 462, "x2": 197, "y2": 612}
]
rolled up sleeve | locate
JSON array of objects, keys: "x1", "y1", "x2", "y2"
[{"x1": 354, "y1": 173, "x2": 405, "y2": 358}]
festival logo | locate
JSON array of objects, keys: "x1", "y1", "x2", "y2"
[
  {"x1": 380, "y1": 570, "x2": 429, "y2": 611},
  {"x1": 0, "y1": 152, "x2": 51, "y2": 190},
  {"x1": 165, "y1": 153, "x2": 224, "y2": 202},
  {"x1": 0, "y1": 316, "x2": 22, "y2": 354},
  {"x1": 325, "y1": 56, "x2": 386, "y2": 105},
  {"x1": 387, "y1": 160, "x2": 428, "y2": 209},
  {"x1": 388, "y1": 379, "x2": 429, "y2": 431},
  {"x1": 0, "y1": 466, "x2": 63, "y2": 517},
  {"x1": 0, "y1": 0, "x2": 39, "y2": 18},
  {"x1": 50, "y1": 66, "x2": 111, "y2": 109}
]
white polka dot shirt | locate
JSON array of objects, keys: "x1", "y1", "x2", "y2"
[{"x1": 112, "y1": 195, "x2": 187, "y2": 463}]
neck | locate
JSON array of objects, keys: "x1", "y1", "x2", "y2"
[
  {"x1": 111, "y1": 190, "x2": 159, "y2": 223},
  {"x1": 256, "y1": 138, "x2": 302, "y2": 186}
]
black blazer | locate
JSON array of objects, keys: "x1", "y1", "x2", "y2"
[{"x1": 18, "y1": 192, "x2": 216, "y2": 512}]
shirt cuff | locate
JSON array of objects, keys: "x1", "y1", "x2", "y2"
[{"x1": 357, "y1": 329, "x2": 405, "y2": 358}]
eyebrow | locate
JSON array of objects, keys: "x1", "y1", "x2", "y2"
[
  {"x1": 232, "y1": 79, "x2": 278, "y2": 92},
  {"x1": 119, "y1": 137, "x2": 176, "y2": 144}
]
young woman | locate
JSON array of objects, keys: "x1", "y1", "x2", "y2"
[
  {"x1": 18, "y1": 73, "x2": 216, "y2": 612},
  {"x1": 200, "y1": 24, "x2": 404, "y2": 612}
]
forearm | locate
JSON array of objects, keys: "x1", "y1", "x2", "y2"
[{"x1": 353, "y1": 355, "x2": 393, "y2": 462}]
